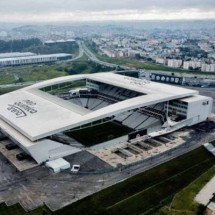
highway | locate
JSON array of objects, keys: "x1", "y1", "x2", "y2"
[
  {"x1": 69, "y1": 41, "x2": 84, "y2": 62},
  {"x1": 80, "y1": 41, "x2": 130, "y2": 70}
]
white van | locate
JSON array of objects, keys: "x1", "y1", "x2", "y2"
[{"x1": 71, "y1": 165, "x2": 80, "y2": 173}]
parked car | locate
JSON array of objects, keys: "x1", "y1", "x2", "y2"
[
  {"x1": 16, "y1": 152, "x2": 30, "y2": 161},
  {"x1": 71, "y1": 165, "x2": 80, "y2": 173},
  {"x1": 5, "y1": 143, "x2": 18, "y2": 150}
]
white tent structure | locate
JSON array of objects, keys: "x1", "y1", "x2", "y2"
[{"x1": 46, "y1": 158, "x2": 71, "y2": 173}]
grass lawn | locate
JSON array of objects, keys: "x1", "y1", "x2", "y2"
[
  {"x1": 99, "y1": 55, "x2": 183, "y2": 71},
  {"x1": 55, "y1": 147, "x2": 215, "y2": 215},
  {"x1": 0, "y1": 64, "x2": 67, "y2": 85},
  {"x1": 65, "y1": 121, "x2": 133, "y2": 146},
  {"x1": 160, "y1": 165, "x2": 215, "y2": 215},
  {"x1": 106, "y1": 157, "x2": 214, "y2": 215},
  {"x1": 0, "y1": 203, "x2": 51, "y2": 215}
]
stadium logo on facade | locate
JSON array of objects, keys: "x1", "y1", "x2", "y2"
[
  {"x1": 124, "y1": 76, "x2": 150, "y2": 86},
  {"x1": 7, "y1": 99, "x2": 38, "y2": 118}
]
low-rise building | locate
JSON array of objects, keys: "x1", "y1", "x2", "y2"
[
  {"x1": 156, "y1": 57, "x2": 167, "y2": 65},
  {"x1": 167, "y1": 59, "x2": 183, "y2": 68},
  {"x1": 201, "y1": 64, "x2": 215, "y2": 72},
  {"x1": 0, "y1": 53, "x2": 72, "y2": 67}
]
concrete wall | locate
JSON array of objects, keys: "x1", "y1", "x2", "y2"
[{"x1": 187, "y1": 97, "x2": 213, "y2": 125}]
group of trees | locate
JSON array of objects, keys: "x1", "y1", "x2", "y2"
[
  {"x1": 25, "y1": 41, "x2": 78, "y2": 54},
  {"x1": 0, "y1": 38, "x2": 78, "y2": 55},
  {"x1": 0, "y1": 38, "x2": 42, "y2": 53},
  {"x1": 65, "y1": 61, "x2": 113, "y2": 75}
]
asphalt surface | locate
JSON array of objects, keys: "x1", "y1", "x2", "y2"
[{"x1": 81, "y1": 41, "x2": 130, "y2": 70}]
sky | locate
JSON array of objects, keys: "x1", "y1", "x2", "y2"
[{"x1": 0, "y1": 0, "x2": 214, "y2": 23}]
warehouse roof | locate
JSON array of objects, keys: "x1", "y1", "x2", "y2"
[
  {"x1": 0, "y1": 53, "x2": 72, "y2": 62},
  {"x1": 0, "y1": 52, "x2": 35, "y2": 59}
]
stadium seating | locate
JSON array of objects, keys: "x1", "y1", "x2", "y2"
[
  {"x1": 67, "y1": 85, "x2": 166, "y2": 133},
  {"x1": 114, "y1": 103, "x2": 165, "y2": 130},
  {"x1": 57, "y1": 84, "x2": 166, "y2": 135},
  {"x1": 138, "y1": 106, "x2": 166, "y2": 123}
]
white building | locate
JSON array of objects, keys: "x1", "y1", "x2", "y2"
[
  {"x1": 201, "y1": 64, "x2": 215, "y2": 72},
  {"x1": 102, "y1": 49, "x2": 117, "y2": 58},
  {"x1": 0, "y1": 53, "x2": 72, "y2": 67},
  {"x1": 183, "y1": 61, "x2": 202, "y2": 70},
  {"x1": 0, "y1": 73, "x2": 212, "y2": 164},
  {"x1": 156, "y1": 57, "x2": 167, "y2": 65},
  {"x1": 167, "y1": 59, "x2": 183, "y2": 68},
  {"x1": 128, "y1": 50, "x2": 140, "y2": 58},
  {"x1": 44, "y1": 39, "x2": 75, "y2": 45}
]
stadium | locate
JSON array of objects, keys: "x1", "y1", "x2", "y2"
[{"x1": 0, "y1": 72, "x2": 213, "y2": 170}]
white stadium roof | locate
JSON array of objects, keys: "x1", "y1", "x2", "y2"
[{"x1": 0, "y1": 73, "x2": 198, "y2": 142}]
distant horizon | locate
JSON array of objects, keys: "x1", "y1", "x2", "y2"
[{"x1": 0, "y1": 18, "x2": 214, "y2": 26}]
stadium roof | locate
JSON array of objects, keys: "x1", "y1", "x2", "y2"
[
  {"x1": 0, "y1": 73, "x2": 198, "y2": 142},
  {"x1": 180, "y1": 95, "x2": 209, "y2": 103}
]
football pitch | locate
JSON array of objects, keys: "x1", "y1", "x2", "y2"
[{"x1": 65, "y1": 121, "x2": 133, "y2": 147}]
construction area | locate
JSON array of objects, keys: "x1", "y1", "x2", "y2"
[{"x1": 89, "y1": 133, "x2": 185, "y2": 167}]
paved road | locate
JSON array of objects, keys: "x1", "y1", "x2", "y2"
[
  {"x1": 68, "y1": 41, "x2": 84, "y2": 62},
  {"x1": 81, "y1": 41, "x2": 130, "y2": 70}
]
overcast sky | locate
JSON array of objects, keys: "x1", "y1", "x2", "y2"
[{"x1": 0, "y1": 0, "x2": 215, "y2": 22}]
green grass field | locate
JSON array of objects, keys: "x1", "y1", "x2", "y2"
[
  {"x1": 0, "y1": 204, "x2": 51, "y2": 215},
  {"x1": 99, "y1": 55, "x2": 183, "y2": 71},
  {"x1": 66, "y1": 121, "x2": 133, "y2": 146},
  {"x1": 161, "y1": 165, "x2": 215, "y2": 215},
  {"x1": 0, "y1": 64, "x2": 67, "y2": 85},
  {"x1": 55, "y1": 147, "x2": 215, "y2": 215}
]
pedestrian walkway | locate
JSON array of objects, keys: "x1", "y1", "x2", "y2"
[{"x1": 195, "y1": 176, "x2": 215, "y2": 214}]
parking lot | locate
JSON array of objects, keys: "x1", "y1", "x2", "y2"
[{"x1": 0, "y1": 139, "x2": 38, "y2": 171}]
